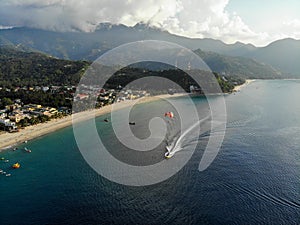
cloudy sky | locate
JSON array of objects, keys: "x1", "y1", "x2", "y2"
[{"x1": 0, "y1": 0, "x2": 299, "y2": 46}]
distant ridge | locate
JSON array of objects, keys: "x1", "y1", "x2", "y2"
[
  {"x1": 0, "y1": 23, "x2": 299, "y2": 77},
  {"x1": 194, "y1": 49, "x2": 281, "y2": 79},
  {"x1": 244, "y1": 38, "x2": 300, "y2": 77}
]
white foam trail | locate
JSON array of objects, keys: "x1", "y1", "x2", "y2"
[{"x1": 167, "y1": 115, "x2": 211, "y2": 155}]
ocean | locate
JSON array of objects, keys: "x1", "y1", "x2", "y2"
[{"x1": 0, "y1": 80, "x2": 299, "y2": 224}]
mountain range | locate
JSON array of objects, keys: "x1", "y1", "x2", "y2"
[{"x1": 0, "y1": 23, "x2": 299, "y2": 78}]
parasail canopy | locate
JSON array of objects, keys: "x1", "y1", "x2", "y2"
[{"x1": 164, "y1": 112, "x2": 174, "y2": 118}]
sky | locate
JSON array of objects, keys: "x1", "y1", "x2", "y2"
[{"x1": 0, "y1": 0, "x2": 299, "y2": 46}]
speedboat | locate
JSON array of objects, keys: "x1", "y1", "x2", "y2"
[
  {"x1": 129, "y1": 121, "x2": 136, "y2": 125},
  {"x1": 165, "y1": 145, "x2": 175, "y2": 159},
  {"x1": 164, "y1": 151, "x2": 174, "y2": 159},
  {"x1": 24, "y1": 147, "x2": 31, "y2": 153}
]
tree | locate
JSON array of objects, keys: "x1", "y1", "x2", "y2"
[
  {"x1": 29, "y1": 117, "x2": 39, "y2": 125},
  {"x1": 0, "y1": 97, "x2": 13, "y2": 109},
  {"x1": 18, "y1": 117, "x2": 30, "y2": 127}
]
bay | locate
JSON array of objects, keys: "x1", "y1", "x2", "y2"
[{"x1": 0, "y1": 80, "x2": 299, "y2": 224}]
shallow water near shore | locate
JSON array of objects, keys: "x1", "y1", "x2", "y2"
[{"x1": 1, "y1": 80, "x2": 300, "y2": 224}]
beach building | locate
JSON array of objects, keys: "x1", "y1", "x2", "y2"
[
  {"x1": 0, "y1": 118, "x2": 17, "y2": 131},
  {"x1": 8, "y1": 112, "x2": 24, "y2": 123}
]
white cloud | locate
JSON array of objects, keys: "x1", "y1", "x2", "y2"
[
  {"x1": 281, "y1": 19, "x2": 300, "y2": 37},
  {"x1": 0, "y1": 0, "x2": 299, "y2": 46}
]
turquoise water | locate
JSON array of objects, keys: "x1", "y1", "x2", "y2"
[{"x1": 1, "y1": 80, "x2": 300, "y2": 224}]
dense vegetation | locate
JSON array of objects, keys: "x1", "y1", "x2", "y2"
[
  {"x1": 194, "y1": 49, "x2": 282, "y2": 79},
  {"x1": 0, "y1": 47, "x2": 240, "y2": 91},
  {"x1": 0, "y1": 47, "x2": 89, "y2": 87},
  {"x1": 105, "y1": 67, "x2": 241, "y2": 94},
  {"x1": 0, "y1": 89, "x2": 73, "y2": 109},
  {"x1": 17, "y1": 113, "x2": 66, "y2": 128},
  {"x1": 0, "y1": 47, "x2": 242, "y2": 111},
  {"x1": 1, "y1": 25, "x2": 297, "y2": 77}
]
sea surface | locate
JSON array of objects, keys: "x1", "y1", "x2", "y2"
[{"x1": 1, "y1": 80, "x2": 300, "y2": 224}]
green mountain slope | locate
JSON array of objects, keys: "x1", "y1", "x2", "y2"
[
  {"x1": 0, "y1": 47, "x2": 240, "y2": 93},
  {"x1": 195, "y1": 49, "x2": 282, "y2": 79},
  {"x1": 1, "y1": 25, "x2": 298, "y2": 77},
  {"x1": 245, "y1": 38, "x2": 300, "y2": 77},
  {"x1": 0, "y1": 25, "x2": 253, "y2": 61},
  {"x1": 0, "y1": 46, "x2": 89, "y2": 86}
]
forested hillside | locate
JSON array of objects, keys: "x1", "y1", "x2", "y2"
[{"x1": 0, "y1": 47, "x2": 89, "y2": 87}]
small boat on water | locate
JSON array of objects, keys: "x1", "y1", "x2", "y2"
[
  {"x1": 6, "y1": 173, "x2": 11, "y2": 177},
  {"x1": 4, "y1": 159, "x2": 9, "y2": 163},
  {"x1": 24, "y1": 147, "x2": 31, "y2": 153},
  {"x1": 165, "y1": 146, "x2": 174, "y2": 159},
  {"x1": 12, "y1": 163, "x2": 20, "y2": 169},
  {"x1": 164, "y1": 151, "x2": 174, "y2": 159},
  {"x1": 104, "y1": 118, "x2": 109, "y2": 122},
  {"x1": 129, "y1": 121, "x2": 136, "y2": 125}
]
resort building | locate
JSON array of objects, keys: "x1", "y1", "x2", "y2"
[{"x1": 0, "y1": 118, "x2": 17, "y2": 131}]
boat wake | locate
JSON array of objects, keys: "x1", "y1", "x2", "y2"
[
  {"x1": 165, "y1": 115, "x2": 211, "y2": 158},
  {"x1": 224, "y1": 183, "x2": 300, "y2": 209}
]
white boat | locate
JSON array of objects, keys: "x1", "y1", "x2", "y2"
[
  {"x1": 165, "y1": 145, "x2": 175, "y2": 159},
  {"x1": 24, "y1": 147, "x2": 31, "y2": 153},
  {"x1": 164, "y1": 151, "x2": 175, "y2": 159}
]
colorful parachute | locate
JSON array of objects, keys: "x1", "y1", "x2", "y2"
[
  {"x1": 164, "y1": 112, "x2": 174, "y2": 118},
  {"x1": 12, "y1": 162, "x2": 20, "y2": 169}
]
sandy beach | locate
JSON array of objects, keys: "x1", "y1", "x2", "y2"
[
  {"x1": 0, "y1": 93, "x2": 187, "y2": 151},
  {"x1": 0, "y1": 79, "x2": 255, "y2": 151},
  {"x1": 233, "y1": 79, "x2": 255, "y2": 92},
  {"x1": 1, "y1": 79, "x2": 254, "y2": 151}
]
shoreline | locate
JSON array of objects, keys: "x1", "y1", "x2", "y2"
[
  {"x1": 0, "y1": 93, "x2": 187, "y2": 151},
  {"x1": 0, "y1": 78, "x2": 256, "y2": 152},
  {"x1": 233, "y1": 79, "x2": 255, "y2": 92}
]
